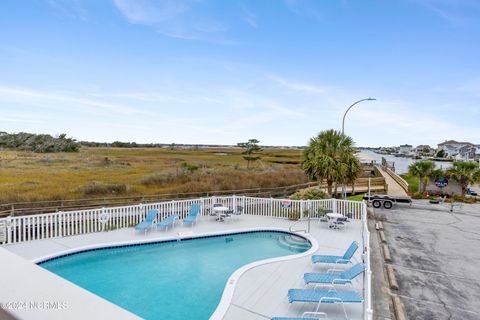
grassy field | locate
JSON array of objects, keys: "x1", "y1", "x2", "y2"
[{"x1": 0, "y1": 147, "x2": 307, "y2": 204}]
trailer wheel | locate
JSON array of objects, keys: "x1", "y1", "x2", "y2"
[
  {"x1": 383, "y1": 201, "x2": 393, "y2": 209},
  {"x1": 372, "y1": 200, "x2": 382, "y2": 208}
]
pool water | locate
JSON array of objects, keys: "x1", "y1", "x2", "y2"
[{"x1": 39, "y1": 231, "x2": 311, "y2": 320}]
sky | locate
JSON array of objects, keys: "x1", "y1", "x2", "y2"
[{"x1": 1, "y1": 0, "x2": 480, "y2": 147}]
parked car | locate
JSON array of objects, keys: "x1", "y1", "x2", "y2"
[{"x1": 466, "y1": 188, "x2": 478, "y2": 196}]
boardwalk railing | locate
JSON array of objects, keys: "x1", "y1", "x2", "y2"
[{"x1": 0, "y1": 196, "x2": 365, "y2": 245}]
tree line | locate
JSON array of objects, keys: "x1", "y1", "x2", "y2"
[{"x1": 0, "y1": 132, "x2": 79, "y2": 153}]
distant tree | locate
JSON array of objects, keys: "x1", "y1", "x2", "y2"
[
  {"x1": 237, "y1": 139, "x2": 262, "y2": 169},
  {"x1": 447, "y1": 161, "x2": 480, "y2": 195},
  {"x1": 302, "y1": 129, "x2": 360, "y2": 197},
  {"x1": 435, "y1": 149, "x2": 446, "y2": 158},
  {"x1": 408, "y1": 161, "x2": 436, "y2": 193}
]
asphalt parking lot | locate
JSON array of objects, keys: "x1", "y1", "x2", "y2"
[{"x1": 374, "y1": 201, "x2": 480, "y2": 320}]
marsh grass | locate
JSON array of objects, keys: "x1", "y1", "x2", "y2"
[{"x1": 0, "y1": 147, "x2": 305, "y2": 203}]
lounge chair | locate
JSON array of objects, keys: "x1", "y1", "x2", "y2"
[
  {"x1": 288, "y1": 288, "x2": 363, "y2": 304},
  {"x1": 183, "y1": 203, "x2": 201, "y2": 226},
  {"x1": 157, "y1": 214, "x2": 178, "y2": 231},
  {"x1": 311, "y1": 241, "x2": 358, "y2": 265},
  {"x1": 271, "y1": 312, "x2": 328, "y2": 320},
  {"x1": 304, "y1": 263, "x2": 365, "y2": 285},
  {"x1": 134, "y1": 209, "x2": 158, "y2": 234},
  {"x1": 287, "y1": 288, "x2": 362, "y2": 320}
]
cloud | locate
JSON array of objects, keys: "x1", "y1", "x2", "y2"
[
  {"x1": 240, "y1": 3, "x2": 258, "y2": 28},
  {"x1": 46, "y1": 0, "x2": 88, "y2": 20},
  {"x1": 269, "y1": 75, "x2": 329, "y2": 95},
  {"x1": 414, "y1": 0, "x2": 480, "y2": 26},
  {"x1": 284, "y1": 0, "x2": 323, "y2": 20},
  {"x1": 112, "y1": 0, "x2": 232, "y2": 42},
  {"x1": 0, "y1": 87, "x2": 151, "y2": 116}
]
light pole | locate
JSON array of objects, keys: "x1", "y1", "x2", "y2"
[{"x1": 341, "y1": 98, "x2": 376, "y2": 198}]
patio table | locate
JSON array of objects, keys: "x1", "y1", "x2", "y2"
[{"x1": 213, "y1": 206, "x2": 229, "y2": 221}]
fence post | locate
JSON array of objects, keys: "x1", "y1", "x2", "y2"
[
  {"x1": 6, "y1": 216, "x2": 12, "y2": 244},
  {"x1": 332, "y1": 199, "x2": 337, "y2": 213},
  {"x1": 232, "y1": 195, "x2": 237, "y2": 212},
  {"x1": 10, "y1": 204, "x2": 14, "y2": 217},
  {"x1": 300, "y1": 200, "x2": 304, "y2": 220},
  {"x1": 269, "y1": 197, "x2": 273, "y2": 217}
]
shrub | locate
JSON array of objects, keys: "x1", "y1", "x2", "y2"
[
  {"x1": 288, "y1": 210, "x2": 301, "y2": 220},
  {"x1": 78, "y1": 183, "x2": 128, "y2": 196},
  {"x1": 290, "y1": 188, "x2": 328, "y2": 200}
]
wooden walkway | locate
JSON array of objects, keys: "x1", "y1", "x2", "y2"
[{"x1": 376, "y1": 166, "x2": 409, "y2": 197}]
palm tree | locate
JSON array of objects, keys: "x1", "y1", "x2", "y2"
[
  {"x1": 447, "y1": 161, "x2": 480, "y2": 195},
  {"x1": 302, "y1": 129, "x2": 360, "y2": 197},
  {"x1": 408, "y1": 161, "x2": 436, "y2": 193}
]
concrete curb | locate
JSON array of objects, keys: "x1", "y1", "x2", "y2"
[
  {"x1": 383, "y1": 244, "x2": 392, "y2": 262},
  {"x1": 377, "y1": 221, "x2": 384, "y2": 230},
  {"x1": 379, "y1": 230, "x2": 387, "y2": 243},
  {"x1": 392, "y1": 296, "x2": 408, "y2": 320},
  {"x1": 386, "y1": 265, "x2": 399, "y2": 290}
]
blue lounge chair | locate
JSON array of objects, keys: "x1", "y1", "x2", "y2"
[
  {"x1": 157, "y1": 214, "x2": 178, "y2": 230},
  {"x1": 134, "y1": 209, "x2": 158, "y2": 234},
  {"x1": 304, "y1": 263, "x2": 365, "y2": 285},
  {"x1": 311, "y1": 241, "x2": 358, "y2": 265},
  {"x1": 287, "y1": 288, "x2": 363, "y2": 304},
  {"x1": 272, "y1": 312, "x2": 328, "y2": 320},
  {"x1": 183, "y1": 203, "x2": 201, "y2": 226}
]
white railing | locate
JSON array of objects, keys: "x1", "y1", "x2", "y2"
[
  {"x1": 0, "y1": 195, "x2": 371, "y2": 319},
  {"x1": 362, "y1": 203, "x2": 373, "y2": 320},
  {"x1": 0, "y1": 196, "x2": 365, "y2": 245}
]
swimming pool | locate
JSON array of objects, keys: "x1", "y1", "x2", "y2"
[{"x1": 39, "y1": 231, "x2": 311, "y2": 320}]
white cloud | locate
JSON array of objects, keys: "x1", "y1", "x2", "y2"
[
  {"x1": 240, "y1": 3, "x2": 258, "y2": 28},
  {"x1": 112, "y1": 0, "x2": 232, "y2": 42},
  {"x1": 268, "y1": 75, "x2": 329, "y2": 95},
  {"x1": 0, "y1": 87, "x2": 152, "y2": 116}
]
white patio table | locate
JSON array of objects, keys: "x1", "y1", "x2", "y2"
[{"x1": 213, "y1": 206, "x2": 230, "y2": 221}]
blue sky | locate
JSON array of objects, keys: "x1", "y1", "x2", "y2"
[{"x1": 1, "y1": 0, "x2": 480, "y2": 147}]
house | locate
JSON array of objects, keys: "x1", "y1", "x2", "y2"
[
  {"x1": 398, "y1": 144, "x2": 413, "y2": 154},
  {"x1": 415, "y1": 145, "x2": 434, "y2": 156},
  {"x1": 437, "y1": 140, "x2": 474, "y2": 158},
  {"x1": 457, "y1": 145, "x2": 480, "y2": 161}
]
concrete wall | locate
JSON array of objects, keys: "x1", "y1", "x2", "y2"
[{"x1": 425, "y1": 180, "x2": 462, "y2": 196}]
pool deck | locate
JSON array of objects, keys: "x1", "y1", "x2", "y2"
[{"x1": 2, "y1": 215, "x2": 365, "y2": 320}]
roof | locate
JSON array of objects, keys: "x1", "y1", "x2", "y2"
[{"x1": 438, "y1": 140, "x2": 474, "y2": 146}]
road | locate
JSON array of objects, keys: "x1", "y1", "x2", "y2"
[{"x1": 374, "y1": 201, "x2": 480, "y2": 319}]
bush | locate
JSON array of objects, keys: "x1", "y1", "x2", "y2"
[
  {"x1": 290, "y1": 188, "x2": 328, "y2": 200},
  {"x1": 411, "y1": 192, "x2": 426, "y2": 199},
  {"x1": 288, "y1": 210, "x2": 301, "y2": 220},
  {"x1": 78, "y1": 183, "x2": 129, "y2": 196},
  {"x1": 140, "y1": 173, "x2": 178, "y2": 186}
]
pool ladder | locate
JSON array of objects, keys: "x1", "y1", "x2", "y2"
[{"x1": 289, "y1": 219, "x2": 308, "y2": 233}]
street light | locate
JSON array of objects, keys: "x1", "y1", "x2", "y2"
[
  {"x1": 342, "y1": 98, "x2": 376, "y2": 136},
  {"x1": 341, "y1": 98, "x2": 376, "y2": 198}
]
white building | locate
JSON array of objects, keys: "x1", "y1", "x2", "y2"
[
  {"x1": 437, "y1": 140, "x2": 474, "y2": 158},
  {"x1": 398, "y1": 144, "x2": 413, "y2": 154},
  {"x1": 457, "y1": 145, "x2": 480, "y2": 161}
]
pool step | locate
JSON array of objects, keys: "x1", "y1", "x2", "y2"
[{"x1": 277, "y1": 235, "x2": 311, "y2": 252}]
